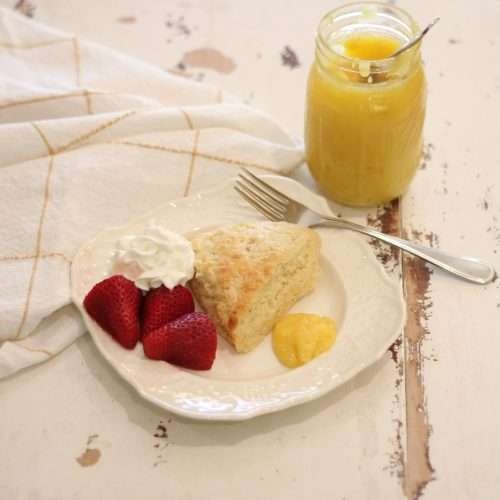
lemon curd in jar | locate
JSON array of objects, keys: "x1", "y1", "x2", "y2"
[{"x1": 305, "y1": 3, "x2": 427, "y2": 207}]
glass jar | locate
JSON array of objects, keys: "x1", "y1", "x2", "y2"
[{"x1": 305, "y1": 2, "x2": 427, "y2": 207}]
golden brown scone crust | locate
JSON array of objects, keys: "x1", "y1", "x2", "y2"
[{"x1": 189, "y1": 222, "x2": 320, "y2": 353}]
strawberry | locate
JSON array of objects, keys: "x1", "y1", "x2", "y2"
[
  {"x1": 143, "y1": 312, "x2": 217, "y2": 370},
  {"x1": 142, "y1": 326, "x2": 169, "y2": 360},
  {"x1": 163, "y1": 312, "x2": 217, "y2": 370},
  {"x1": 141, "y1": 285, "x2": 194, "y2": 337},
  {"x1": 83, "y1": 275, "x2": 142, "y2": 349}
]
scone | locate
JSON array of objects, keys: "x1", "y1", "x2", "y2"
[{"x1": 189, "y1": 222, "x2": 321, "y2": 353}]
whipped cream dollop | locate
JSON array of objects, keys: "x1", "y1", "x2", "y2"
[{"x1": 113, "y1": 223, "x2": 195, "y2": 291}]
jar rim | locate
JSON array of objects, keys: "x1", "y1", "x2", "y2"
[{"x1": 316, "y1": 1, "x2": 421, "y2": 66}]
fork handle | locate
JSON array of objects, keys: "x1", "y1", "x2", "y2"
[{"x1": 319, "y1": 217, "x2": 496, "y2": 285}]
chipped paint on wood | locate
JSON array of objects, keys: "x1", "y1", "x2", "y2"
[
  {"x1": 370, "y1": 198, "x2": 406, "y2": 485},
  {"x1": 481, "y1": 186, "x2": 493, "y2": 211},
  {"x1": 419, "y1": 143, "x2": 434, "y2": 170},
  {"x1": 182, "y1": 48, "x2": 236, "y2": 74},
  {"x1": 388, "y1": 336, "x2": 402, "y2": 365},
  {"x1": 165, "y1": 13, "x2": 193, "y2": 37},
  {"x1": 153, "y1": 419, "x2": 171, "y2": 467},
  {"x1": 410, "y1": 230, "x2": 439, "y2": 249},
  {"x1": 281, "y1": 46, "x2": 300, "y2": 69},
  {"x1": 402, "y1": 254, "x2": 435, "y2": 499},
  {"x1": 117, "y1": 16, "x2": 136, "y2": 24},
  {"x1": 441, "y1": 163, "x2": 448, "y2": 195},
  {"x1": 367, "y1": 198, "x2": 401, "y2": 269},
  {"x1": 76, "y1": 448, "x2": 101, "y2": 467},
  {"x1": 388, "y1": 405, "x2": 405, "y2": 482},
  {"x1": 387, "y1": 333, "x2": 405, "y2": 483},
  {"x1": 369, "y1": 197, "x2": 437, "y2": 497},
  {"x1": 154, "y1": 423, "x2": 168, "y2": 439},
  {"x1": 76, "y1": 434, "x2": 101, "y2": 467}
]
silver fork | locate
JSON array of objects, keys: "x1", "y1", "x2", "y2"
[{"x1": 234, "y1": 169, "x2": 496, "y2": 285}]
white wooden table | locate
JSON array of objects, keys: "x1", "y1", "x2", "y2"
[{"x1": 1, "y1": 1, "x2": 499, "y2": 499}]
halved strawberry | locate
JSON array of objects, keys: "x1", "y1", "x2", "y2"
[
  {"x1": 141, "y1": 285, "x2": 194, "y2": 337},
  {"x1": 143, "y1": 312, "x2": 217, "y2": 370},
  {"x1": 83, "y1": 275, "x2": 142, "y2": 349}
]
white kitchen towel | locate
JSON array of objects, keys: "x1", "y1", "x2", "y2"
[{"x1": 0, "y1": 8, "x2": 303, "y2": 378}]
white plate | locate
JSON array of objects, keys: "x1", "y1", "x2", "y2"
[{"x1": 71, "y1": 176, "x2": 406, "y2": 421}]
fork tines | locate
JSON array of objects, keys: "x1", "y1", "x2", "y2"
[{"x1": 234, "y1": 169, "x2": 289, "y2": 221}]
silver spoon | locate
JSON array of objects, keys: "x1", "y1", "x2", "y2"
[{"x1": 392, "y1": 17, "x2": 440, "y2": 57}]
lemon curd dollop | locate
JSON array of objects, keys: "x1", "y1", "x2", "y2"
[
  {"x1": 305, "y1": 4, "x2": 427, "y2": 207},
  {"x1": 343, "y1": 33, "x2": 401, "y2": 60},
  {"x1": 272, "y1": 313, "x2": 336, "y2": 368}
]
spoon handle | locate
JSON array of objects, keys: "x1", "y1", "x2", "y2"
[
  {"x1": 321, "y1": 216, "x2": 496, "y2": 285},
  {"x1": 392, "y1": 17, "x2": 440, "y2": 57}
]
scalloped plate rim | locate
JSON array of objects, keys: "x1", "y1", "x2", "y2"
[{"x1": 71, "y1": 176, "x2": 406, "y2": 421}]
